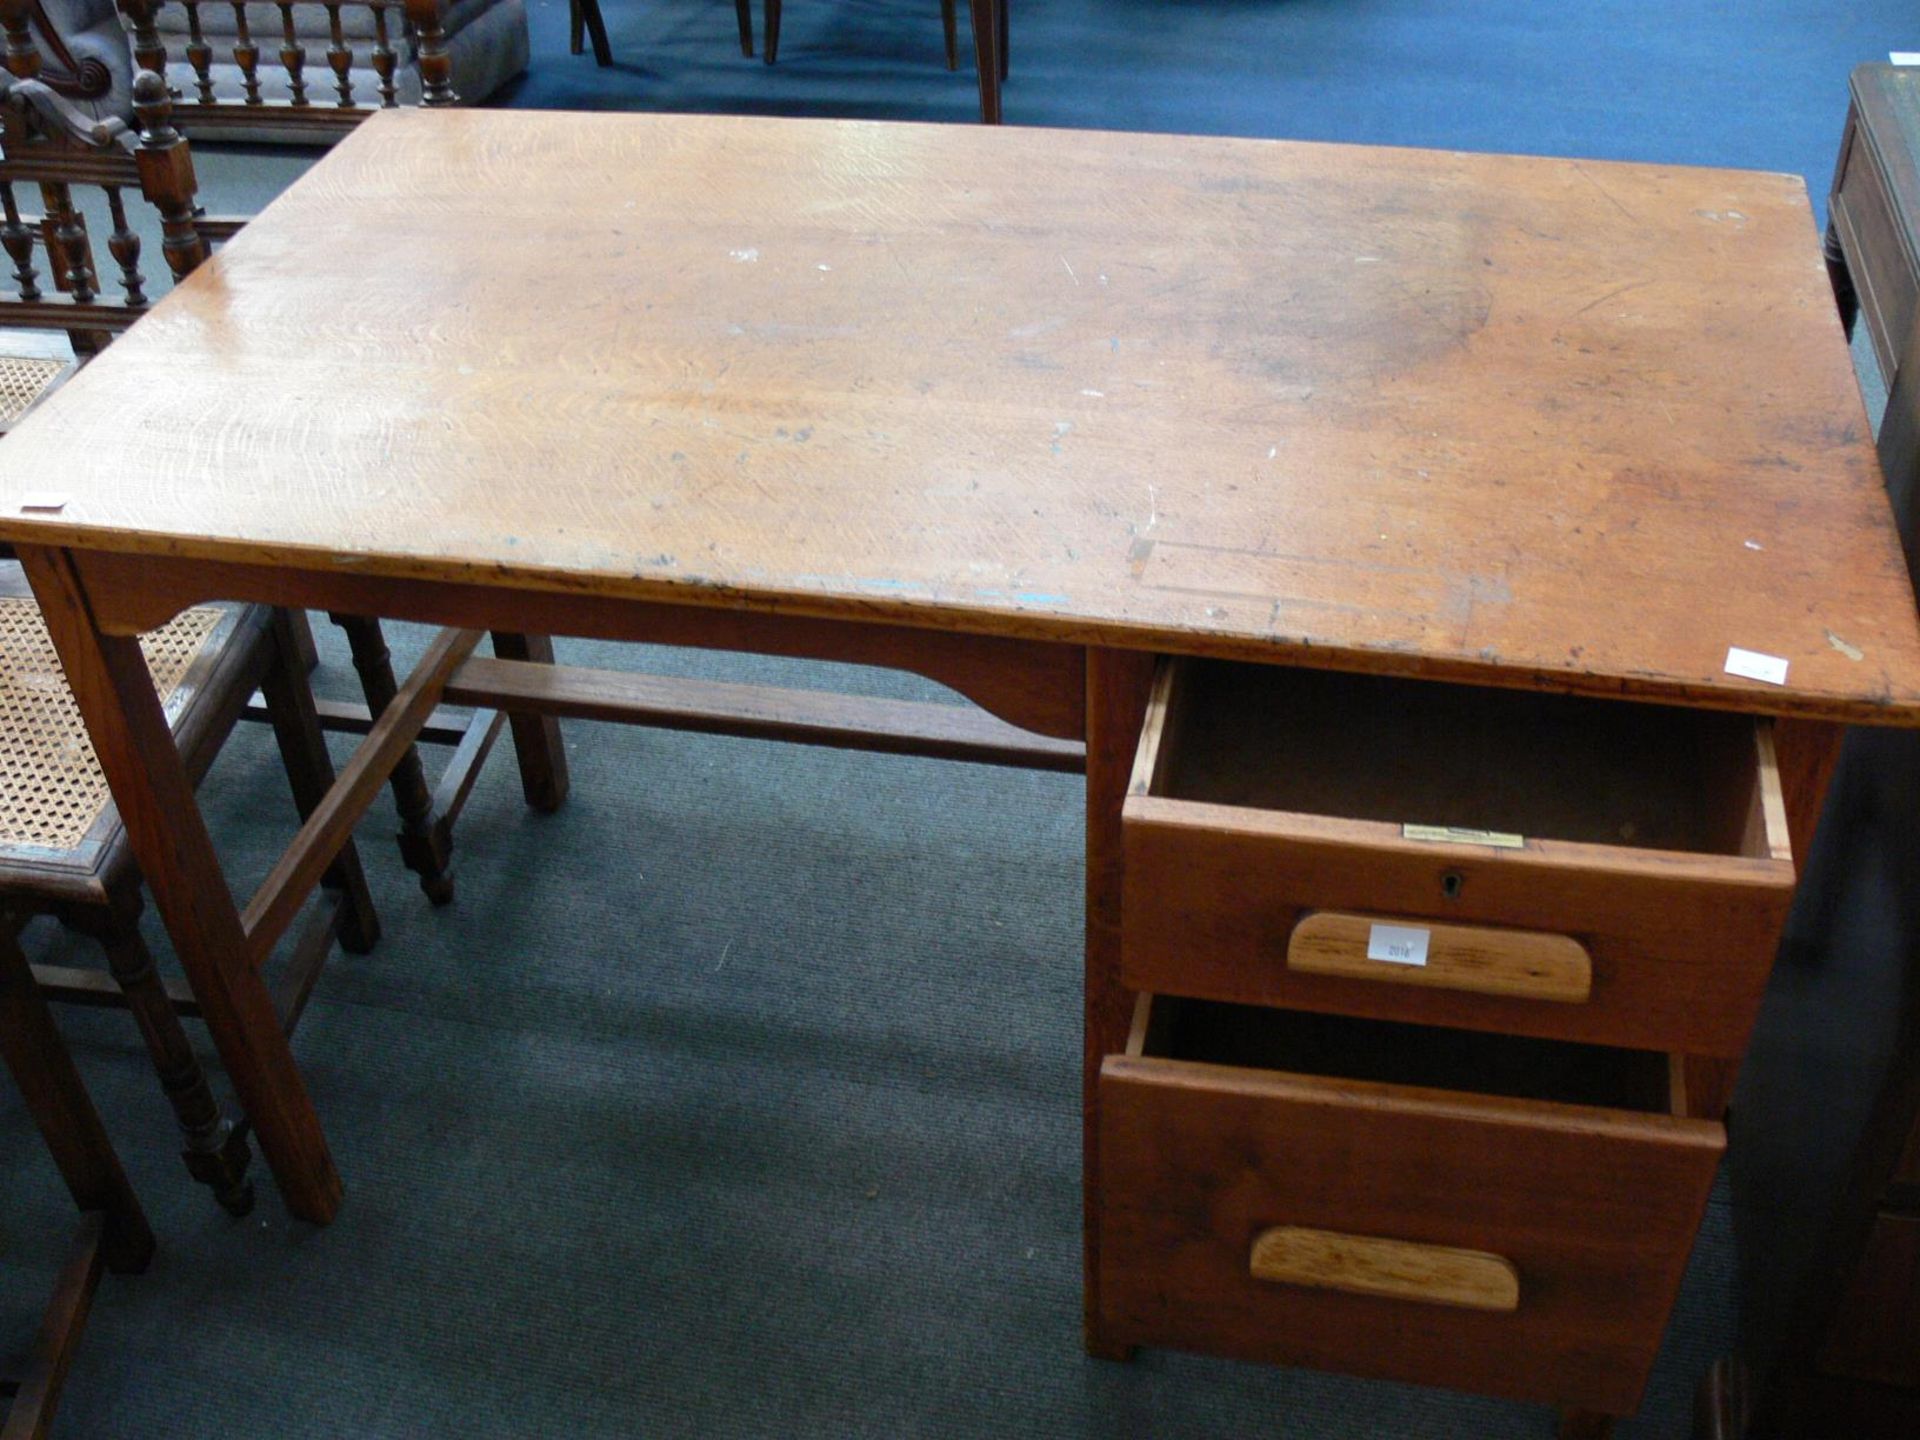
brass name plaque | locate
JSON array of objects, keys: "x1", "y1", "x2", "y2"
[{"x1": 1402, "y1": 824, "x2": 1525, "y2": 850}]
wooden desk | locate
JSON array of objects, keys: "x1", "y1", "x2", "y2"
[{"x1": 1, "y1": 111, "x2": 1917, "y2": 1431}]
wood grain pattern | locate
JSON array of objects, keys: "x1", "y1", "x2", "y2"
[
  {"x1": 1123, "y1": 799, "x2": 1794, "y2": 1056},
  {"x1": 0, "y1": 111, "x2": 1913, "y2": 722},
  {"x1": 1288, "y1": 911, "x2": 1593, "y2": 1004},
  {"x1": 1082, "y1": 647, "x2": 1154, "y2": 1360},
  {"x1": 442, "y1": 655, "x2": 1085, "y2": 770},
  {"x1": 16, "y1": 543, "x2": 342, "y2": 1223},
  {"x1": 1099, "y1": 1034, "x2": 1723, "y2": 1415},
  {"x1": 61, "y1": 548, "x2": 1090, "y2": 742},
  {"x1": 1247, "y1": 1225, "x2": 1522, "y2": 1312},
  {"x1": 1122, "y1": 659, "x2": 1795, "y2": 1054}
]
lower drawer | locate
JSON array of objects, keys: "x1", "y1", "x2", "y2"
[{"x1": 1098, "y1": 995, "x2": 1724, "y2": 1415}]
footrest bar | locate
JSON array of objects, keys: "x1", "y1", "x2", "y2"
[
  {"x1": 443, "y1": 657, "x2": 1086, "y2": 772},
  {"x1": 30, "y1": 963, "x2": 198, "y2": 1017},
  {"x1": 243, "y1": 693, "x2": 477, "y2": 746}
]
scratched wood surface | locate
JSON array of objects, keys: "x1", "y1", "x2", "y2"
[{"x1": 0, "y1": 109, "x2": 1916, "y2": 720}]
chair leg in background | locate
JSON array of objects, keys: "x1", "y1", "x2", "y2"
[
  {"x1": 577, "y1": 0, "x2": 613, "y2": 66},
  {"x1": 967, "y1": 0, "x2": 1001, "y2": 122},
  {"x1": 261, "y1": 609, "x2": 381, "y2": 953},
  {"x1": 489, "y1": 632, "x2": 571, "y2": 813},
  {"x1": 330, "y1": 613, "x2": 457, "y2": 905}
]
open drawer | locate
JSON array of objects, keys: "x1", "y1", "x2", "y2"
[
  {"x1": 1098, "y1": 994, "x2": 1724, "y2": 1414},
  {"x1": 1122, "y1": 659, "x2": 1797, "y2": 1057}
]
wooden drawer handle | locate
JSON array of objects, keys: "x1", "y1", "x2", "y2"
[
  {"x1": 1249, "y1": 1225, "x2": 1521, "y2": 1312},
  {"x1": 1288, "y1": 911, "x2": 1592, "y2": 1003}
]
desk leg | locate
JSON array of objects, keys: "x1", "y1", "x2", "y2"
[
  {"x1": 490, "y1": 631, "x2": 571, "y2": 813},
  {"x1": 1775, "y1": 717, "x2": 1845, "y2": 868},
  {"x1": 18, "y1": 545, "x2": 344, "y2": 1225},
  {"x1": 1084, "y1": 648, "x2": 1153, "y2": 1360}
]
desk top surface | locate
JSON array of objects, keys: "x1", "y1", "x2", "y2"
[{"x1": 3, "y1": 109, "x2": 1918, "y2": 722}]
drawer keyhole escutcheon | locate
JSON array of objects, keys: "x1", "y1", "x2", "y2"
[{"x1": 1440, "y1": 871, "x2": 1465, "y2": 900}]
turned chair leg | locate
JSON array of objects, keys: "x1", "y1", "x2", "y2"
[
  {"x1": 60, "y1": 891, "x2": 254, "y2": 1217},
  {"x1": 735, "y1": 0, "x2": 754, "y2": 56},
  {"x1": 329, "y1": 613, "x2": 457, "y2": 905},
  {"x1": 996, "y1": 0, "x2": 1007, "y2": 81},
  {"x1": 941, "y1": 0, "x2": 957, "y2": 70},
  {"x1": 261, "y1": 609, "x2": 381, "y2": 953}
]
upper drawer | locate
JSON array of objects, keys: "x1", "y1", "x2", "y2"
[
  {"x1": 1099, "y1": 994, "x2": 1724, "y2": 1415},
  {"x1": 1122, "y1": 660, "x2": 1796, "y2": 1056}
]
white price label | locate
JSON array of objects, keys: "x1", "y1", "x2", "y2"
[
  {"x1": 1724, "y1": 646, "x2": 1788, "y2": 686},
  {"x1": 1366, "y1": 924, "x2": 1430, "y2": 967}
]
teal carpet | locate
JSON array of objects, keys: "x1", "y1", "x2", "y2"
[
  {"x1": 5, "y1": 2, "x2": 1919, "y2": 1435},
  {"x1": 2, "y1": 635, "x2": 1740, "y2": 1438}
]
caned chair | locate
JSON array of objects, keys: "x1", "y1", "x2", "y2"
[
  {"x1": 0, "y1": 553, "x2": 362, "y2": 1214},
  {"x1": 0, "y1": 66, "x2": 539, "y2": 1212},
  {"x1": 0, "y1": 1, "x2": 568, "y2": 897},
  {"x1": 2, "y1": 922, "x2": 155, "y2": 1438}
]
